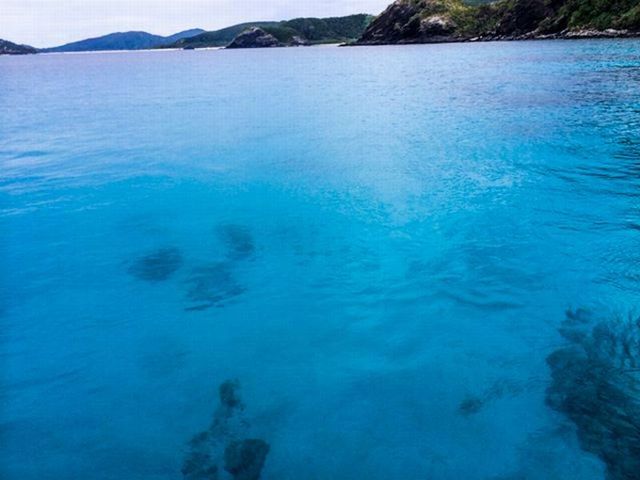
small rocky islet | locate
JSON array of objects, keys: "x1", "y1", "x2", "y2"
[{"x1": 226, "y1": 27, "x2": 308, "y2": 49}]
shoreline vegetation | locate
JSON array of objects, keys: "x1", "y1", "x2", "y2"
[
  {"x1": 166, "y1": 14, "x2": 374, "y2": 49},
  {"x1": 0, "y1": 39, "x2": 38, "y2": 55},
  {"x1": 352, "y1": 0, "x2": 640, "y2": 46},
  {"x1": 3, "y1": 1, "x2": 639, "y2": 55},
  {"x1": 349, "y1": 27, "x2": 640, "y2": 46}
]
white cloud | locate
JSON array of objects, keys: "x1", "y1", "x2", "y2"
[{"x1": 1, "y1": 0, "x2": 390, "y2": 48}]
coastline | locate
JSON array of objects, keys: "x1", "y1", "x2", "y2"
[
  {"x1": 4, "y1": 31, "x2": 639, "y2": 56},
  {"x1": 351, "y1": 29, "x2": 640, "y2": 46},
  {"x1": 2, "y1": 43, "x2": 341, "y2": 56}
]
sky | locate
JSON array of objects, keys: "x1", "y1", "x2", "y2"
[{"x1": 2, "y1": 0, "x2": 391, "y2": 48}]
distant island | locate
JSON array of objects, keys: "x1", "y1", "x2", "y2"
[
  {"x1": 355, "y1": 0, "x2": 640, "y2": 45},
  {"x1": 166, "y1": 14, "x2": 375, "y2": 49},
  {"x1": 0, "y1": 39, "x2": 37, "y2": 55},
  {"x1": 40, "y1": 29, "x2": 206, "y2": 53}
]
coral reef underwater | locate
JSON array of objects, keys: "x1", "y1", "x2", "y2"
[
  {"x1": 184, "y1": 263, "x2": 247, "y2": 312},
  {"x1": 126, "y1": 223, "x2": 256, "y2": 311},
  {"x1": 128, "y1": 247, "x2": 183, "y2": 282},
  {"x1": 458, "y1": 379, "x2": 524, "y2": 416},
  {"x1": 216, "y1": 224, "x2": 255, "y2": 261},
  {"x1": 183, "y1": 380, "x2": 270, "y2": 480},
  {"x1": 546, "y1": 309, "x2": 640, "y2": 480}
]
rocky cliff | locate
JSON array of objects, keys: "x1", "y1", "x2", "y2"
[
  {"x1": 226, "y1": 27, "x2": 285, "y2": 48},
  {"x1": 356, "y1": 0, "x2": 640, "y2": 44},
  {"x1": 226, "y1": 26, "x2": 311, "y2": 49}
]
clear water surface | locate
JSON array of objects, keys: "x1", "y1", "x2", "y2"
[{"x1": 1, "y1": 40, "x2": 639, "y2": 479}]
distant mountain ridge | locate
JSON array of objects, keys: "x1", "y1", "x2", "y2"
[
  {"x1": 356, "y1": 0, "x2": 640, "y2": 45},
  {"x1": 0, "y1": 39, "x2": 37, "y2": 55},
  {"x1": 167, "y1": 14, "x2": 374, "y2": 49},
  {"x1": 42, "y1": 29, "x2": 205, "y2": 53}
]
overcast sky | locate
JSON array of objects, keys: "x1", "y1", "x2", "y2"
[{"x1": 3, "y1": 0, "x2": 391, "y2": 48}]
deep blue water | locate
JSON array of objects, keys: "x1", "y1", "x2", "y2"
[{"x1": 1, "y1": 41, "x2": 639, "y2": 479}]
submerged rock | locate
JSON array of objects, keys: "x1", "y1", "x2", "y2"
[
  {"x1": 459, "y1": 395, "x2": 484, "y2": 416},
  {"x1": 217, "y1": 224, "x2": 255, "y2": 261},
  {"x1": 459, "y1": 379, "x2": 523, "y2": 417},
  {"x1": 183, "y1": 380, "x2": 269, "y2": 480},
  {"x1": 184, "y1": 263, "x2": 246, "y2": 311},
  {"x1": 128, "y1": 247, "x2": 183, "y2": 282},
  {"x1": 546, "y1": 309, "x2": 640, "y2": 480},
  {"x1": 224, "y1": 439, "x2": 270, "y2": 480},
  {"x1": 182, "y1": 451, "x2": 218, "y2": 480},
  {"x1": 219, "y1": 380, "x2": 243, "y2": 411}
]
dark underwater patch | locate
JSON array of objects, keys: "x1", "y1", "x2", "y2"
[
  {"x1": 182, "y1": 380, "x2": 270, "y2": 480},
  {"x1": 216, "y1": 224, "x2": 255, "y2": 261},
  {"x1": 224, "y1": 439, "x2": 270, "y2": 480},
  {"x1": 184, "y1": 263, "x2": 246, "y2": 311},
  {"x1": 182, "y1": 451, "x2": 218, "y2": 480},
  {"x1": 546, "y1": 309, "x2": 640, "y2": 480},
  {"x1": 128, "y1": 247, "x2": 183, "y2": 282},
  {"x1": 458, "y1": 379, "x2": 524, "y2": 417},
  {"x1": 459, "y1": 395, "x2": 484, "y2": 416}
]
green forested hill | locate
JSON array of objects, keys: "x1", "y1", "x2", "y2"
[
  {"x1": 0, "y1": 39, "x2": 37, "y2": 55},
  {"x1": 357, "y1": 0, "x2": 640, "y2": 44},
  {"x1": 42, "y1": 29, "x2": 205, "y2": 52},
  {"x1": 167, "y1": 14, "x2": 374, "y2": 48}
]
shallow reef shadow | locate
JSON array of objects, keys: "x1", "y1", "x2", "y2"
[
  {"x1": 546, "y1": 308, "x2": 640, "y2": 480},
  {"x1": 184, "y1": 263, "x2": 246, "y2": 312},
  {"x1": 216, "y1": 224, "x2": 255, "y2": 261},
  {"x1": 128, "y1": 247, "x2": 183, "y2": 282},
  {"x1": 182, "y1": 380, "x2": 270, "y2": 480},
  {"x1": 459, "y1": 379, "x2": 524, "y2": 417}
]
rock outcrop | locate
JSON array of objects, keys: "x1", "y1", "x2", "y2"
[
  {"x1": 224, "y1": 440, "x2": 270, "y2": 480},
  {"x1": 225, "y1": 27, "x2": 314, "y2": 49},
  {"x1": 546, "y1": 309, "x2": 640, "y2": 480},
  {"x1": 0, "y1": 39, "x2": 37, "y2": 55},
  {"x1": 355, "y1": 0, "x2": 640, "y2": 45},
  {"x1": 183, "y1": 380, "x2": 270, "y2": 480},
  {"x1": 128, "y1": 247, "x2": 183, "y2": 282},
  {"x1": 226, "y1": 28, "x2": 283, "y2": 49}
]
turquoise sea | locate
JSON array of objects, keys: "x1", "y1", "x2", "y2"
[{"x1": 1, "y1": 40, "x2": 639, "y2": 479}]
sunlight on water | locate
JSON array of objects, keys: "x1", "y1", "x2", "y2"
[{"x1": 1, "y1": 40, "x2": 639, "y2": 479}]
